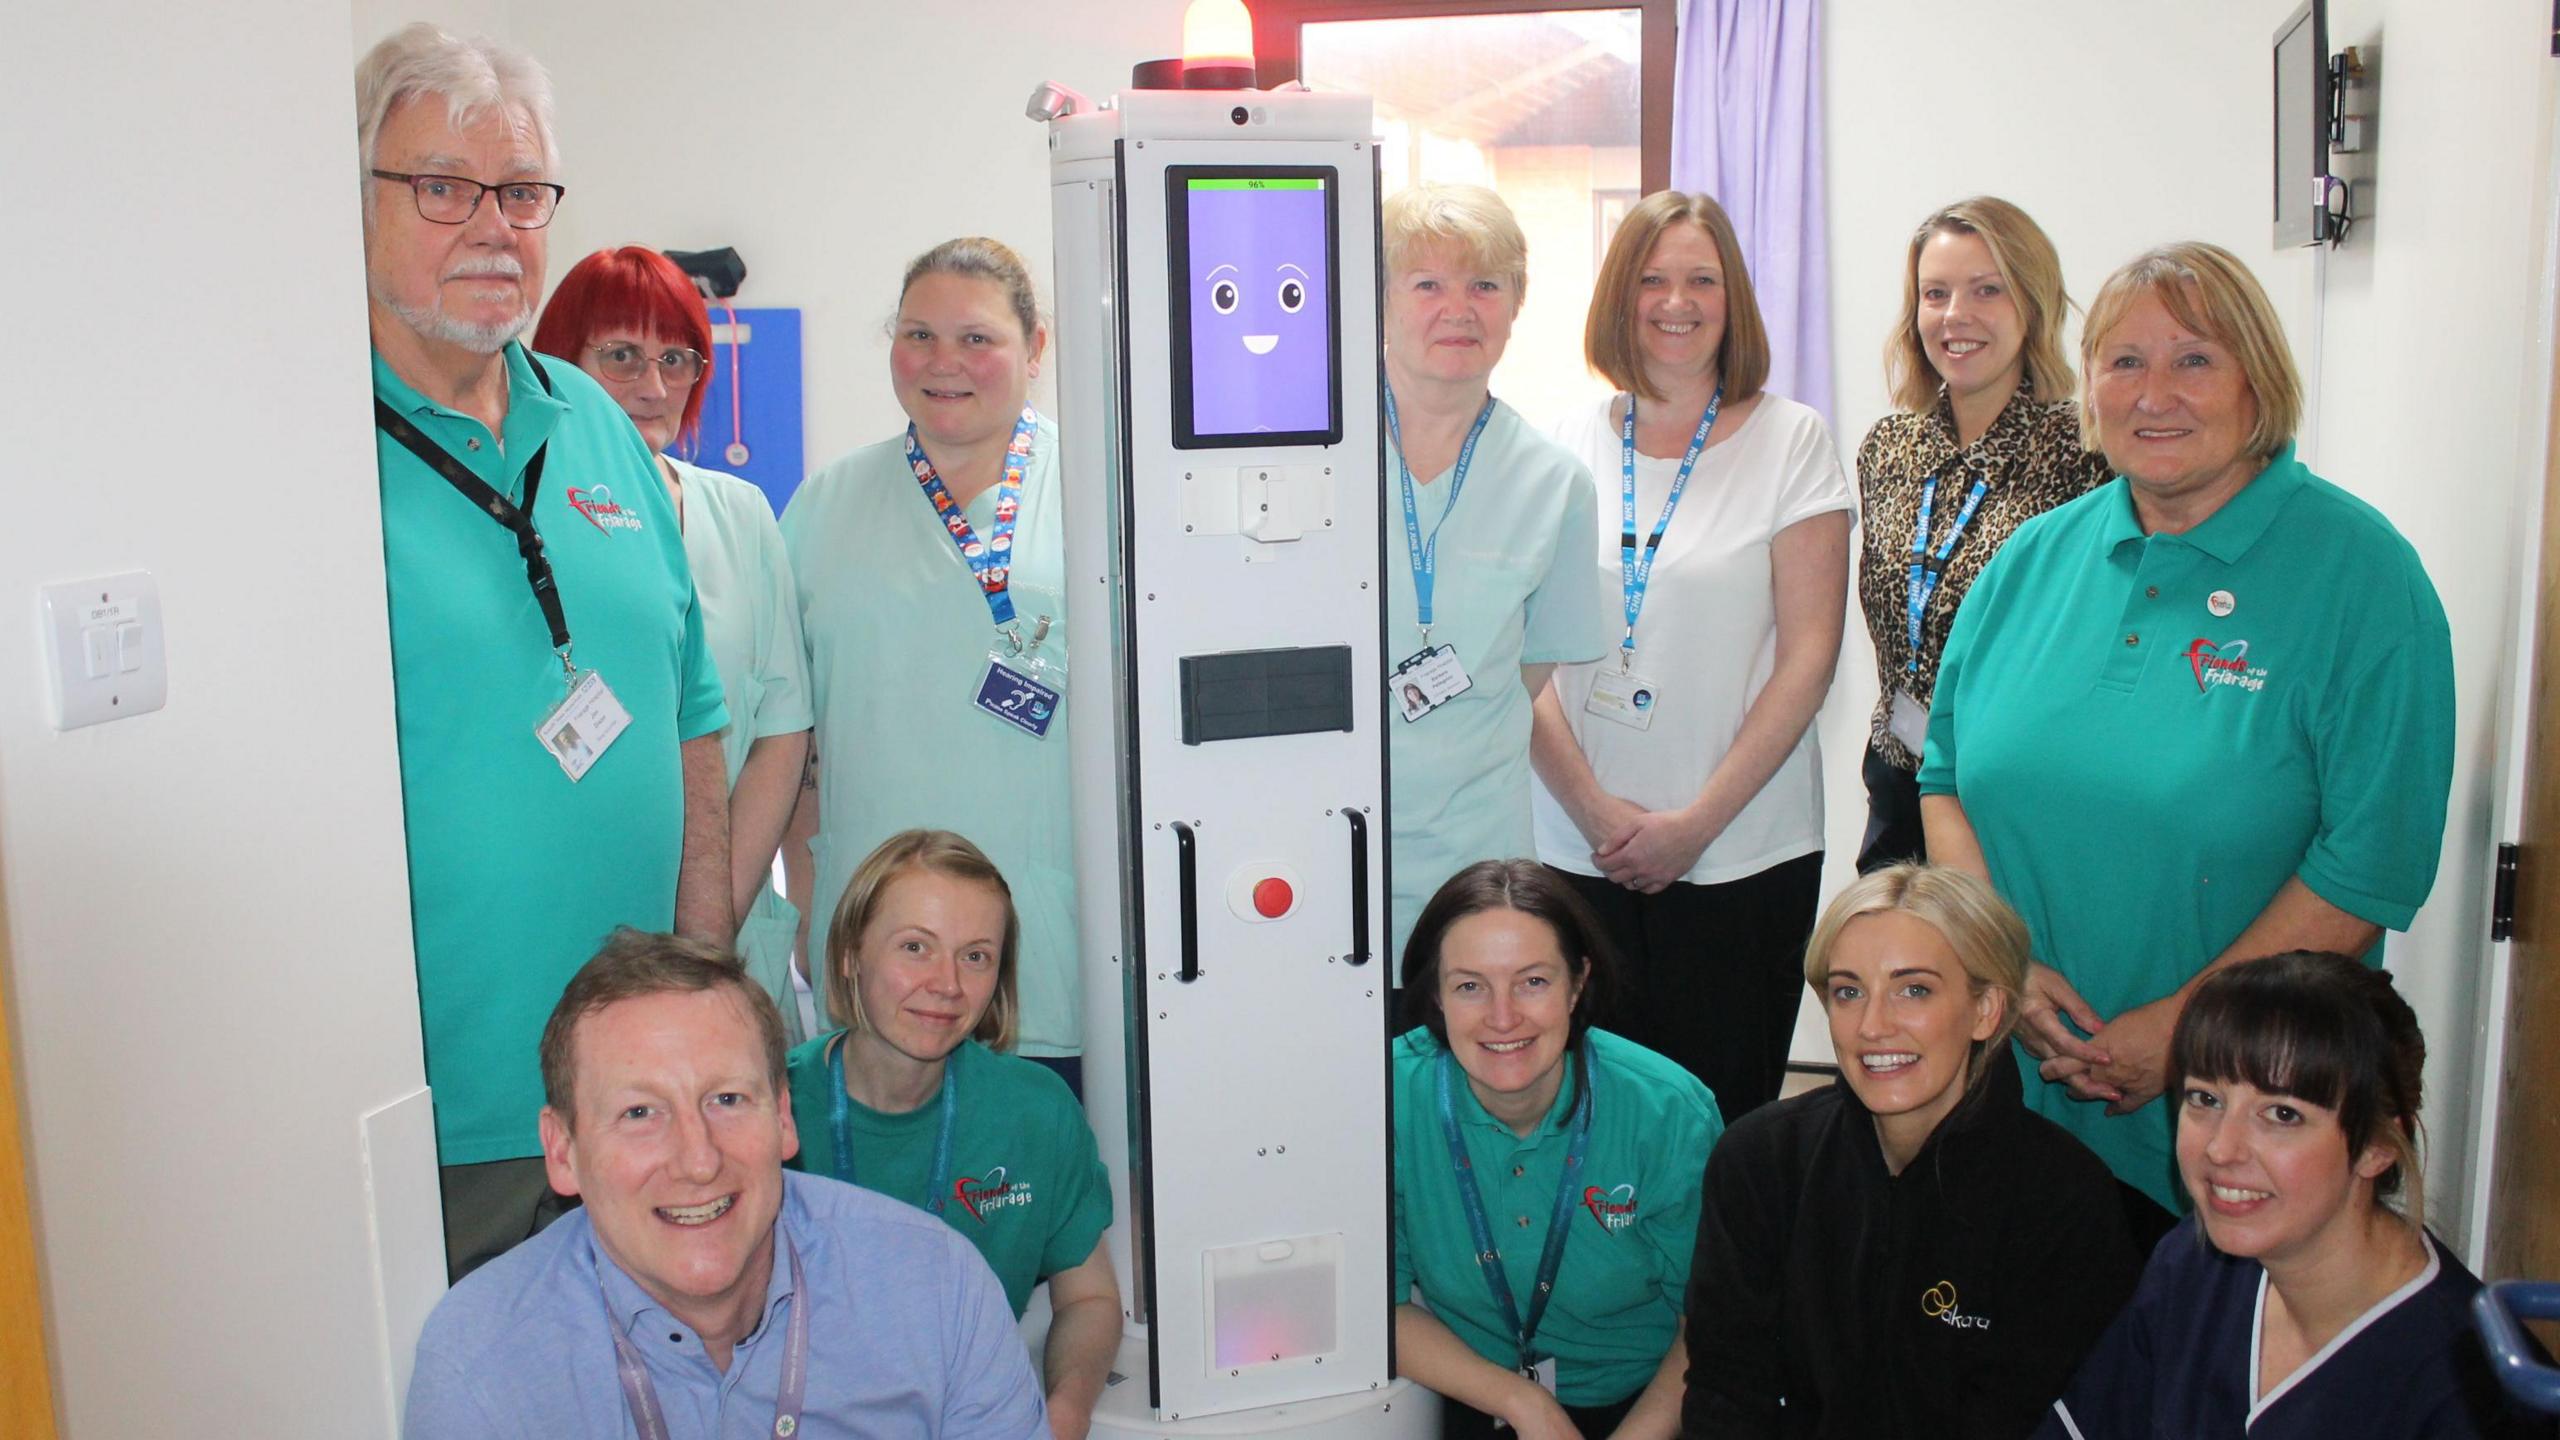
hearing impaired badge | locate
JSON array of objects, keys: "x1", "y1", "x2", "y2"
[
  {"x1": 975, "y1": 617, "x2": 1065, "y2": 739},
  {"x1": 536, "y1": 670, "x2": 631, "y2": 781},
  {"x1": 1392, "y1": 644, "x2": 1472, "y2": 722},
  {"x1": 1888, "y1": 687, "x2": 1931, "y2": 754},
  {"x1": 2208, "y1": 589, "x2": 2237, "y2": 618},
  {"x1": 1585, "y1": 667, "x2": 1660, "y2": 732}
]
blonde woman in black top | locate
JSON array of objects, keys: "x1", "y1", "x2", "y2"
[{"x1": 1853, "y1": 198, "x2": 2109, "y2": 871}]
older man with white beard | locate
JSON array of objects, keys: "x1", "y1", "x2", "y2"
[{"x1": 358, "y1": 22, "x2": 733, "y2": 1281}]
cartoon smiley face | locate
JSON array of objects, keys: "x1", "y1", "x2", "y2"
[{"x1": 1186, "y1": 176, "x2": 1332, "y2": 436}]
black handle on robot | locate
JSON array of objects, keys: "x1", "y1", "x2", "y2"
[
  {"x1": 1344, "y1": 809, "x2": 1371, "y2": 967},
  {"x1": 1173, "y1": 821, "x2": 1201, "y2": 983}
]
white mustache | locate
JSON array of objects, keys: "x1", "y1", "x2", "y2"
[{"x1": 445, "y1": 256, "x2": 524, "y2": 282}]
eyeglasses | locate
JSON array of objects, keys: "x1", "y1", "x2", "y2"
[
  {"x1": 370, "y1": 169, "x2": 566, "y2": 229},
  {"x1": 588, "y1": 342, "x2": 707, "y2": 386}
]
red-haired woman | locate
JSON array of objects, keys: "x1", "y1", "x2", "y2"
[{"x1": 533, "y1": 247, "x2": 814, "y2": 1035}]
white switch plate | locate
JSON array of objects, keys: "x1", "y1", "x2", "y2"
[{"x1": 39, "y1": 571, "x2": 166, "y2": 730}]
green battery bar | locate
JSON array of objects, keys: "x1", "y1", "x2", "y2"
[{"x1": 1188, "y1": 178, "x2": 1326, "y2": 190}]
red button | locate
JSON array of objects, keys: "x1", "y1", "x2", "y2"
[{"x1": 1252, "y1": 877, "x2": 1293, "y2": 918}]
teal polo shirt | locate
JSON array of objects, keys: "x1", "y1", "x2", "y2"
[
  {"x1": 1919, "y1": 444, "x2": 2454, "y2": 1209},
  {"x1": 375, "y1": 343, "x2": 727, "y2": 1165},
  {"x1": 1392, "y1": 1027, "x2": 1722, "y2": 1407},
  {"x1": 784, "y1": 1035, "x2": 1111, "y2": 1318}
]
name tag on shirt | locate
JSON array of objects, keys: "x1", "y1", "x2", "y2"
[
  {"x1": 975, "y1": 655, "x2": 1062, "y2": 738},
  {"x1": 536, "y1": 670, "x2": 630, "y2": 782},
  {"x1": 1392, "y1": 644, "x2": 1473, "y2": 722},
  {"x1": 1585, "y1": 668, "x2": 1661, "y2": 731},
  {"x1": 1888, "y1": 687, "x2": 1930, "y2": 754}
]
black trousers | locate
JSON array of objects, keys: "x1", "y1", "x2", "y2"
[
  {"x1": 1439, "y1": 1390, "x2": 1638, "y2": 1439},
  {"x1": 1557, "y1": 853, "x2": 1823, "y2": 1124},
  {"x1": 1856, "y1": 745, "x2": 1928, "y2": 874}
]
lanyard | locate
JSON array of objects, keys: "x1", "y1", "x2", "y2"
[
  {"x1": 1385, "y1": 388, "x2": 1496, "y2": 643},
  {"x1": 373, "y1": 354, "x2": 575, "y2": 684},
  {"x1": 1436, "y1": 1045, "x2": 1595, "y2": 1372},
  {"x1": 910, "y1": 407, "x2": 1040, "y2": 639},
  {"x1": 1616, "y1": 387, "x2": 1722, "y2": 668},
  {"x1": 606, "y1": 1227, "x2": 808, "y2": 1440},
  {"x1": 825, "y1": 1032, "x2": 959, "y2": 1215},
  {"x1": 1904, "y1": 473, "x2": 1990, "y2": 675}
]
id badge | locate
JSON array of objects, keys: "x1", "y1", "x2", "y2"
[
  {"x1": 1585, "y1": 667, "x2": 1660, "y2": 731},
  {"x1": 536, "y1": 670, "x2": 631, "y2": 782},
  {"x1": 975, "y1": 651, "x2": 1063, "y2": 738},
  {"x1": 1491, "y1": 1358, "x2": 1560, "y2": 1427},
  {"x1": 1887, "y1": 687, "x2": 1931, "y2": 754},
  {"x1": 1391, "y1": 644, "x2": 1473, "y2": 723}
]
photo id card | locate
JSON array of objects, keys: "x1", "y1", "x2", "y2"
[
  {"x1": 536, "y1": 670, "x2": 631, "y2": 782},
  {"x1": 1888, "y1": 687, "x2": 1931, "y2": 754},
  {"x1": 1585, "y1": 668, "x2": 1661, "y2": 731},
  {"x1": 1392, "y1": 644, "x2": 1473, "y2": 723},
  {"x1": 975, "y1": 654, "x2": 1062, "y2": 738}
]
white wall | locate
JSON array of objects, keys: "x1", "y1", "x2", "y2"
[
  {"x1": 0, "y1": 3, "x2": 434, "y2": 1434},
  {"x1": 1820, "y1": 0, "x2": 2556, "y2": 1252}
]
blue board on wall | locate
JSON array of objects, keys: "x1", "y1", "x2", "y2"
[{"x1": 679, "y1": 306, "x2": 805, "y2": 515}]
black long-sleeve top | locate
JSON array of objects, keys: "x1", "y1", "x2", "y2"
[{"x1": 1682, "y1": 1052, "x2": 2141, "y2": 1438}]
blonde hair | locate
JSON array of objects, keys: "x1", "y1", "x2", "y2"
[
  {"x1": 899, "y1": 236, "x2": 1042, "y2": 345},
  {"x1": 1885, "y1": 196, "x2": 2077, "y2": 414},
  {"x1": 2081, "y1": 241, "x2": 2302, "y2": 463},
  {"x1": 823, "y1": 830, "x2": 1020, "y2": 1051},
  {"x1": 1802, "y1": 864, "x2": 2028, "y2": 1083},
  {"x1": 1382, "y1": 183, "x2": 1530, "y2": 306},
  {"x1": 1585, "y1": 191, "x2": 1769, "y2": 403}
]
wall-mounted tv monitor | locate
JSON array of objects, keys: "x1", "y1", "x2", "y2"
[
  {"x1": 2273, "y1": 0, "x2": 2331, "y2": 248},
  {"x1": 1166, "y1": 165, "x2": 1344, "y2": 450}
]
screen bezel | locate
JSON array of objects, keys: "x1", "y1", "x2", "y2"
[
  {"x1": 1165, "y1": 164, "x2": 1346, "y2": 451},
  {"x1": 2272, "y1": 0, "x2": 2330, "y2": 248}
]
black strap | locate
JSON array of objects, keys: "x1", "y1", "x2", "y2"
[{"x1": 372, "y1": 354, "x2": 571, "y2": 659}]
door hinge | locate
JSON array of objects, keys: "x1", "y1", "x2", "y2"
[{"x1": 2492, "y1": 841, "x2": 2520, "y2": 942}]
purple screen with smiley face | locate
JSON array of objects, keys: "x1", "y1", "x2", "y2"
[{"x1": 1179, "y1": 173, "x2": 1335, "y2": 442}]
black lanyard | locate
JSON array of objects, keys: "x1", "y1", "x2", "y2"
[{"x1": 373, "y1": 355, "x2": 574, "y2": 678}]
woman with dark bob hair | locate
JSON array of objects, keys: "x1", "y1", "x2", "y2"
[
  {"x1": 1391, "y1": 860, "x2": 1723, "y2": 1440},
  {"x1": 2036, "y1": 952, "x2": 2548, "y2": 1439},
  {"x1": 1684, "y1": 864, "x2": 2139, "y2": 1436}
]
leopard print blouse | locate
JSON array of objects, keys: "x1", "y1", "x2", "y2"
[{"x1": 1855, "y1": 382, "x2": 2114, "y2": 771}]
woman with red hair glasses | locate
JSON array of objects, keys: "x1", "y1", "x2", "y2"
[{"x1": 533, "y1": 246, "x2": 815, "y2": 1036}]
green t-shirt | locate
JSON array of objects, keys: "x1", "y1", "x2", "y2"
[
  {"x1": 375, "y1": 344, "x2": 727, "y2": 1164},
  {"x1": 1920, "y1": 445, "x2": 2455, "y2": 1209},
  {"x1": 785, "y1": 1033, "x2": 1110, "y2": 1317},
  {"x1": 1385, "y1": 400, "x2": 1615, "y2": 975},
  {"x1": 1392, "y1": 1026, "x2": 1722, "y2": 1407},
  {"x1": 782, "y1": 419, "x2": 1081, "y2": 1056}
]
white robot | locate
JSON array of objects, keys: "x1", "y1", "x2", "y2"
[{"x1": 1035, "y1": 49, "x2": 1437, "y2": 1440}]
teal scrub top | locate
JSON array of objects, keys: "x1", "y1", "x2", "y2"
[
  {"x1": 1387, "y1": 400, "x2": 1616, "y2": 974},
  {"x1": 1920, "y1": 446, "x2": 2454, "y2": 1209},
  {"x1": 374, "y1": 343, "x2": 728, "y2": 1164},
  {"x1": 1392, "y1": 1026, "x2": 1722, "y2": 1407},
  {"x1": 785, "y1": 1033, "x2": 1111, "y2": 1317},
  {"x1": 671, "y1": 457, "x2": 813, "y2": 1032},
  {"x1": 782, "y1": 417, "x2": 1081, "y2": 1056}
]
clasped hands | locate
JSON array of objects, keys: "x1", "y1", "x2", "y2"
[
  {"x1": 2017, "y1": 961, "x2": 2178, "y2": 1116},
  {"x1": 1579, "y1": 794, "x2": 1714, "y2": 896}
]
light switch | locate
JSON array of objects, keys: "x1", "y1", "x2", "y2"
[{"x1": 39, "y1": 572, "x2": 168, "y2": 731}]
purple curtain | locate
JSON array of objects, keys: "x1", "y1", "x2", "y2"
[{"x1": 1670, "y1": 0, "x2": 1831, "y2": 422}]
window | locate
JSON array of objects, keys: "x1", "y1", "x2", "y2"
[{"x1": 1257, "y1": 0, "x2": 1677, "y2": 424}]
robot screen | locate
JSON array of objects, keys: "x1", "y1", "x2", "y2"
[{"x1": 1167, "y1": 167, "x2": 1342, "y2": 448}]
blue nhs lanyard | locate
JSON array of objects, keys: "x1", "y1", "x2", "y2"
[
  {"x1": 605, "y1": 1229, "x2": 808, "y2": 1440},
  {"x1": 1617, "y1": 388, "x2": 1722, "y2": 668},
  {"x1": 824, "y1": 1031, "x2": 959, "y2": 1215},
  {"x1": 1436, "y1": 1045, "x2": 1595, "y2": 1373},
  {"x1": 1385, "y1": 387, "x2": 1496, "y2": 643},
  {"x1": 1905, "y1": 473, "x2": 1989, "y2": 674}
]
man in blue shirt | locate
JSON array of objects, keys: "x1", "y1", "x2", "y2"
[{"x1": 405, "y1": 930, "x2": 1047, "y2": 1436}]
